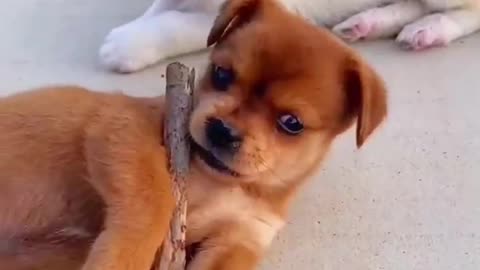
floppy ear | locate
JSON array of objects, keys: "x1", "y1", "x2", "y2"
[
  {"x1": 207, "y1": 0, "x2": 261, "y2": 46},
  {"x1": 344, "y1": 57, "x2": 387, "y2": 148}
]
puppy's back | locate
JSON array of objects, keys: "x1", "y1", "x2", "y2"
[
  {"x1": 0, "y1": 86, "x2": 164, "y2": 270},
  {"x1": 0, "y1": 86, "x2": 103, "y2": 177}
]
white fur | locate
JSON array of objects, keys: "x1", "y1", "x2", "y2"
[
  {"x1": 187, "y1": 182, "x2": 285, "y2": 249},
  {"x1": 332, "y1": 1, "x2": 426, "y2": 41},
  {"x1": 397, "y1": 9, "x2": 480, "y2": 50},
  {"x1": 99, "y1": 0, "x2": 480, "y2": 73}
]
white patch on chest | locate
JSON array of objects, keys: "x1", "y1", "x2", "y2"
[{"x1": 187, "y1": 185, "x2": 285, "y2": 249}]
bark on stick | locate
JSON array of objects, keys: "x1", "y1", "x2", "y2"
[{"x1": 154, "y1": 62, "x2": 195, "y2": 270}]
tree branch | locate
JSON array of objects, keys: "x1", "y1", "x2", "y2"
[{"x1": 153, "y1": 62, "x2": 195, "y2": 270}]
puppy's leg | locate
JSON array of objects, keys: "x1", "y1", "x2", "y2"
[
  {"x1": 396, "y1": 8, "x2": 480, "y2": 50},
  {"x1": 99, "y1": 11, "x2": 214, "y2": 73},
  {"x1": 332, "y1": 1, "x2": 426, "y2": 42},
  {"x1": 187, "y1": 242, "x2": 260, "y2": 270},
  {"x1": 81, "y1": 108, "x2": 174, "y2": 270}
]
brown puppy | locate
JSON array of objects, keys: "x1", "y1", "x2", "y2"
[{"x1": 0, "y1": 0, "x2": 387, "y2": 269}]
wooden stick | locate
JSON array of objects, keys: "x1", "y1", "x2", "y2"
[{"x1": 154, "y1": 62, "x2": 195, "y2": 270}]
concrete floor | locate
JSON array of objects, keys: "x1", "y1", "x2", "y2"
[{"x1": 2, "y1": 0, "x2": 480, "y2": 269}]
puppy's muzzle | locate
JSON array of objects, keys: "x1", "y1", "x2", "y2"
[{"x1": 206, "y1": 117, "x2": 242, "y2": 152}]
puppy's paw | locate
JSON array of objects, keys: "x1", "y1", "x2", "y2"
[
  {"x1": 99, "y1": 18, "x2": 165, "y2": 73},
  {"x1": 333, "y1": 11, "x2": 379, "y2": 42},
  {"x1": 396, "y1": 14, "x2": 462, "y2": 51}
]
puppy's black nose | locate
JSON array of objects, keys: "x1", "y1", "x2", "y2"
[{"x1": 206, "y1": 118, "x2": 242, "y2": 151}]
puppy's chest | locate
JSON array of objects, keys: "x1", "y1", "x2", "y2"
[{"x1": 185, "y1": 182, "x2": 284, "y2": 248}]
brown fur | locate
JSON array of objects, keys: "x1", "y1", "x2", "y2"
[{"x1": 0, "y1": 0, "x2": 387, "y2": 269}]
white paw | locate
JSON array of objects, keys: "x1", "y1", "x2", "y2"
[
  {"x1": 332, "y1": 10, "x2": 381, "y2": 42},
  {"x1": 99, "y1": 18, "x2": 165, "y2": 73},
  {"x1": 396, "y1": 14, "x2": 462, "y2": 51}
]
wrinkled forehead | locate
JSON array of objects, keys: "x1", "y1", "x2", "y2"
[
  {"x1": 209, "y1": 27, "x2": 349, "y2": 122},
  {"x1": 210, "y1": 25, "x2": 311, "y2": 81},
  {"x1": 210, "y1": 19, "x2": 349, "y2": 81}
]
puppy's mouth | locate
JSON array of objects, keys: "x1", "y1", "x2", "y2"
[{"x1": 191, "y1": 140, "x2": 240, "y2": 177}]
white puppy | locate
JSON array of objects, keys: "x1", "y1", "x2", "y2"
[{"x1": 99, "y1": 0, "x2": 480, "y2": 73}]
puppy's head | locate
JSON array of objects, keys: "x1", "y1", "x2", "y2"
[{"x1": 190, "y1": 0, "x2": 387, "y2": 187}]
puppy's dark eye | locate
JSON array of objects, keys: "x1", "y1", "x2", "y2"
[
  {"x1": 211, "y1": 65, "x2": 234, "y2": 91},
  {"x1": 277, "y1": 114, "x2": 304, "y2": 135}
]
